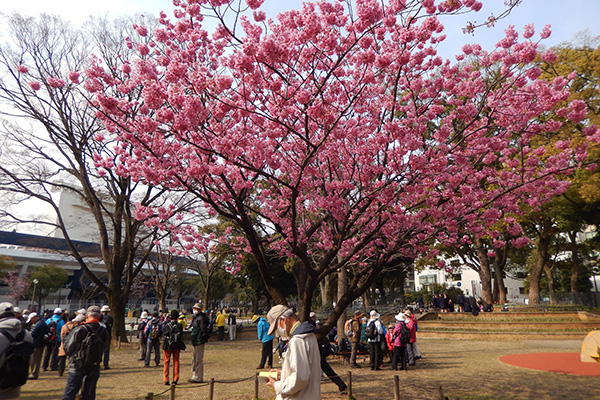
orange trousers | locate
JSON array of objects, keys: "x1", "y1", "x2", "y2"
[{"x1": 163, "y1": 349, "x2": 180, "y2": 383}]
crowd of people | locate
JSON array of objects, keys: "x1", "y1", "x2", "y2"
[
  {"x1": 424, "y1": 293, "x2": 493, "y2": 315},
  {"x1": 0, "y1": 302, "x2": 111, "y2": 400},
  {"x1": 1, "y1": 300, "x2": 427, "y2": 400},
  {"x1": 341, "y1": 308, "x2": 422, "y2": 372}
]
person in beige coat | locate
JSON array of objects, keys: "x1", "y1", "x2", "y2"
[{"x1": 265, "y1": 305, "x2": 321, "y2": 400}]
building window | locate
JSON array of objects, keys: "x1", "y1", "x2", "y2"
[
  {"x1": 516, "y1": 272, "x2": 526, "y2": 279},
  {"x1": 419, "y1": 275, "x2": 437, "y2": 285},
  {"x1": 519, "y1": 287, "x2": 526, "y2": 295},
  {"x1": 451, "y1": 273, "x2": 462, "y2": 281}
]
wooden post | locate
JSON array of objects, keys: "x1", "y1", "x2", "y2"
[
  {"x1": 254, "y1": 372, "x2": 259, "y2": 399},
  {"x1": 347, "y1": 371, "x2": 352, "y2": 399},
  {"x1": 169, "y1": 384, "x2": 176, "y2": 400},
  {"x1": 394, "y1": 375, "x2": 400, "y2": 400},
  {"x1": 208, "y1": 378, "x2": 215, "y2": 400},
  {"x1": 145, "y1": 393, "x2": 154, "y2": 400}
]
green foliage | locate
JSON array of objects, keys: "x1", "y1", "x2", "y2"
[
  {"x1": 235, "y1": 252, "x2": 296, "y2": 309},
  {"x1": 0, "y1": 255, "x2": 17, "y2": 278},
  {"x1": 27, "y1": 264, "x2": 69, "y2": 300}
]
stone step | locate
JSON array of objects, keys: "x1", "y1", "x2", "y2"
[
  {"x1": 418, "y1": 321, "x2": 599, "y2": 331},
  {"x1": 417, "y1": 330, "x2": 589, "y2": 341}
]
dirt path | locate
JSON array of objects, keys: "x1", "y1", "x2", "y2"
[{"x1": 20, "y1": 337, "x2": 598, "y2": 400}]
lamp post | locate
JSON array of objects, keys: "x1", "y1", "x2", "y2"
[{"x1": 32, "y1": 279, "x2": 39, "y2": 312}]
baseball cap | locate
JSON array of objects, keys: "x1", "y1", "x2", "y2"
[
  {"x1": 26, "y1": 312, "x2": 39, "y2": 323},
  {"x1": 0, "y1": 302, "x2": 15, "y2": 318}
]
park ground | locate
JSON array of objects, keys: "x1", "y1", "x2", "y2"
[{"x1": 19, "y1": 334, "x2": 598, "y2": 400}]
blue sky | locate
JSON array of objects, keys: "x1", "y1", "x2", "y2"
[{"x1": 2, "y1": 0, "x2": 600, "y2": 59}]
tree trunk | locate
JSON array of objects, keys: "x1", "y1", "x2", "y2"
[
  {"x1": 529, "y1": 234, "x2": 551, "y2": 305},
  {"x1": 324, "y1": 274, "x2": 334, "y2": 306},
  {"x1": 544, "y1": 264, "x2": 556, "y2": 305},
  {"x1": 337, "y1": 267, "x2": 348, "y2": 339},
  {"x1": 203, "y1": 276, "x2": 212, "y2": 311},
  {"x1": 492, "y1": 276, "x2": 499, "y2": 303},
  {"x1": 297, "y1": 277, "x2": 315, "y2": 323},
  {"x1": 107, "y1": 291, "x2": 129, "y2": 343},
  {"x1": 493, "y1": 249, "x2": 507, "y2": 304},
  {"x1": 474, "y1": 237, "x2": 493, "y2": 304},
  {"x1": 569, "y1": 231, "x2": 581, "y2": 304},
  {"x1": 319, "y1": 280, "x2": 326, "y2": 307}
]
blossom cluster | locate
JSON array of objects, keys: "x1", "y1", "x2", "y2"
[{"x1": 83, "y1": 0, "x2": 598, "y2": 268}]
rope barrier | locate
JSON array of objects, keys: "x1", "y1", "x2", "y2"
[
  {"x1": 213, "y1": 374, "x2": 255, "y2": 384},
  {"x1": 136, "y1": 369, "x2": 412, "y2": 400}
]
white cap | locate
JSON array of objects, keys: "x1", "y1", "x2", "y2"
[
  {"x1": 0, "y1": 302, "x2": 14, "y2": 316},
  {"x1": 101, "y1": 305, "x2": 111, "y2": 312},
  {"x1": 140, "y1": 311, "x2": 148, "y2": 319},
  {"x1": 74, "y1": 314, "x2": 86, "y2": 323},
  {"x1": 77, "y1": 309, "x2": 87, "y2": 315},
  {"x1": 26, "y1": 312, "x2": 39, "y2": 323},
  {"x1": 13, "y1": 306, "x2": 22, "y2": 314},
  {"x1": 54, "y1": 307, "x2": 63, "y2": 314}
]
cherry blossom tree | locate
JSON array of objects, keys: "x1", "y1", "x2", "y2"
[
  {"x1": 3, "y1": 271, "x2": 30, "y2": 306},
  {"x1": 85, "y1": 0, "x2": 599, "y2": 333}
]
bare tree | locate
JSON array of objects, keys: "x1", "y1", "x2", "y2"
[{"x1": 0, "y1": 13, "x2": 186, "y2": 341}]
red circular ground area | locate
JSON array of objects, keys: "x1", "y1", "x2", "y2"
[{"x1": 499, "y1": 352, "x2": 600, "y2": 376}]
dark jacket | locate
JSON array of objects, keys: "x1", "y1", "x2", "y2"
[
  {"x1": 190, "y1": 312, "x2": 209, "y2": 346},
  {"x1": 63, "y1": 321, "x2": 109, "y2": 369},
  {"x1": 163, "y1": 320, "x2": 185, "y2": 351},
  {"x1": 30, "y1": 318, "x2": 50, "y2": 348},
  {"x1": 101, "y1": 313, "x2": 114, "y2": 339}
]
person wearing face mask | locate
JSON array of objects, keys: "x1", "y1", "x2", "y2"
[
  {"x1": 265, "y1": 305, "x2": 321, "y2": 400},
  {"x1": 189, "y1": 303, "x2": 210, "y2": 383}
]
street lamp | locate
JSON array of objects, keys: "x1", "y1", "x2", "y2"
[{"x1": 32, "y1": 279, "x2": 39, "y2": 312}]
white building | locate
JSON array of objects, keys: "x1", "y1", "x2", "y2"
[{"x1": 414, "y1": 264, "x2": 528, "y2": 304}]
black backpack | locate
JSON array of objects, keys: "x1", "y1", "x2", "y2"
[
  {"x1": 165, "y1": 322, "x2": 185, "y2": 351},
  {"x1": 399, "y1": 322, "x2": 411, "y2": 344},
  {"x1": 365, "y1": 321, "x2": 377, "y2": 340},
  {"x1": 74, "y1": 324, "x2": 105, "y2": 368},
  {"x1": 0, "y1": 328, "x2": 34, "y2": 389}
]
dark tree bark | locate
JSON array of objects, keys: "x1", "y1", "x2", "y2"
[
  {"x1": 529, "y1": 234, "x2": 552, "y2": 305},
  {"x1": 474, "y1": 237, "x2": 494, "y2": 304},
  {"x1": 568, "y1": 231, "x2": 581, "y2": 304}
]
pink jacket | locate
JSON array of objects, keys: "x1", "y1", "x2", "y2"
[{"x1": 405, "y1": 318, "x2": 417, "y2": 343}]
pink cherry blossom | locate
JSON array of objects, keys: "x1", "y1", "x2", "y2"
[
  {"x1": 28, "y1": 81, "x2": 41, "y2": 91},
  {"x1": 522, "y1": 23, "x2": 535, "y2": 39},
  {"x1": 46, "y1": 77, "x2": 65, "y2": 88},
  {"x1": 68, "y1": 71, "x2": 80, "y2": 83},
  {"x1": 83, "y1": 0, "x2": 597, "y2": 319},
  {"x1": 17, "y1": 65, "x2": 29, "y2": 73},
  {"x1": 246, "y1": 0, "x2": 264, "y2": 10},
  {"x1": 540, "y1": 24, "x2": 552, "y2": 39}
]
